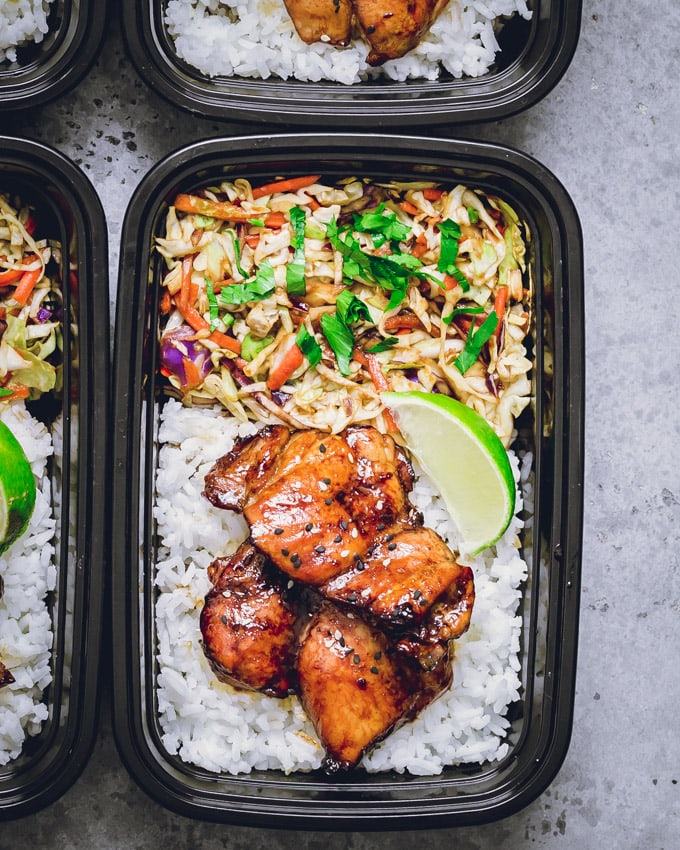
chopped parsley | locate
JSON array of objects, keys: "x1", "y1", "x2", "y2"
[
  {"x1": 286, "y1": 206, "x2": 307, "y2": 296},
  {"x1": 454, "y1": 312, "x2": 499, "y2": 374}
]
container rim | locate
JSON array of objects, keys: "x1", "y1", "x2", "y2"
[
  {"x1": 121, "y1": 0, "x2": 582, "y2": 126},
  {"x1": 112, "y1": 132, "x2": 584, "y2": 828}
]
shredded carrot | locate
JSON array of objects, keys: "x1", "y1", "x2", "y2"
[
  {"x1": 383, "y1": 313, "x2": 423, "y2": 332},
  {"x1": 355, "y1": 351, "x2": 397, "y2": 431},
  {"x1": 174, "y1": 193, "x2": 265, "y2": 222},
  {"x1": 182, "y1": 305, "x2": 210, "y2": 333},
  {"x1": 252, "y1": 175, "x2": 321, "y2": 200},
  {"x1": 412, "y1": 242, "x2": 429, "y2": 259},
  {"x1": 443, "y1": 274, "x2": 459, "y2": 291},
  {"x1": 177, "y1": 255, "x2": 194, "y2": 313},
  {"x1": 12, "y1": 268, "x2": 42, "y2": 305},
  {"x1": 0, "y1": 267, "x2": 23, "y2": 285},
  {"x1": 266, "y1": 342, "x2": 304, "y2": 391},
  {"x1": 264, "y1": 211, "x2": 287, "y2": 228},
  {"x1": 493, "y1": 285, "x2": 508, "y2": 337},
  {"x1": 399, "y1": 200, "x2": 420, "y2": 217},
  {"x1": 0, "y1": 384, "x2": 30, "y2": 402},
  {"x1": 182, "y1": 357, "x2": 202, "y2": 389},
  {"x1": 209, "y1": 329, "x2": 241, "y2": 354},
  {"x1": 160, "y1": 289, "x2": 172, "y2": 315},
  {"x1": 423, "y1": 187, "x2": 444, "y2": 201},
  {"x1": 245, "y1": 234, "x2": 260, "y2": 249},
  {"x1": 211, "y1": 278, "x2": 235, "y2": 292}
]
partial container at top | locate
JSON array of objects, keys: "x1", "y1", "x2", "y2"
[
  {"x1": 121, "y1": 0, "x2": 581, "y2": 126},
  {"x1": 0, "y1": 0, "x2": 108, "y2": 111}
]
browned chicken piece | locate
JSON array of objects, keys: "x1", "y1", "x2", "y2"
[
  {"x1": 283, "y1": 0, "x2": 353, "y2": 45},
  {"x1": 341, "y1": 424, "x2": 417, "y2": 535},
  {"x1": 395, "y1": 564, "x2": 475, "y2": 670},
  {"x1": 200, "y1": 541, "x2": 299, "y2": 698},
  {"x1": 321, "y1": 525, "x2": 464, "y2": 629},
  {"x1": 353, "y1": 0, "x2": 449, "y2": 65},
  {"x1": 296, "y1": 601, "x2": 450, "y2": 771},
  {"x1": 0, "y1": 660, "x2": 14, "y2": 689},
  {"x1": 204, "y1": 424, "x2": 417, "y2": 587},
  {"x1": 203, "y1": 424, "x2": 290, "y2": 512}
]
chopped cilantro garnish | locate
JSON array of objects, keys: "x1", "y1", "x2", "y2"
[
  {"x1": 336, "y1": 289, "x2": 371, "y2": 326},
  {"x1": 296, "y1": 325, "x2": 322, "y2": 368},
  {"x1": 219, "y1": 259, "x2": 276, "y2": 305},
  {"x1": 205, "y1": 278, "x2": 219, "y2": 330},
  {"x1": 365, "y1": 337, "x2": 398, "y2": 353},
  {"x1": 286, "y1": 206, "x2": 307, "y2": 296},
  {"x1": 230, "y1": 231, "x2": 247, "y2": 278},
  {"x1": 454, "y1": 312, "x2": 499, "y2": 374},
  {"x1": 354, "y1": 203, "x2": 411, "y2": 243},
  {"x1": 320, "y1": 312, "x2": 354, "y2": 376},
  {"x1": 442, "y1": 305, "x2": 485, "y2": 326}
]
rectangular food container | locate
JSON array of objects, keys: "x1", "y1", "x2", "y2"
[
  {"x1": 0, "y1": 137, "x2": 109, "y2": 819},
  {"x1": 111, "y1": 133, "x2": 584, "y2": 828},
  {"x1": 0, "y1": 0, "x2": 108, "y2": 111},
  {"x1": 121, "y1": 0, "x2": 581, "y2": 127}
]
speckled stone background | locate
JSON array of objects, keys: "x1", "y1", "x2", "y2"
[{"x1": 3, "y1": 0, "x2": 680, "y2": 847}]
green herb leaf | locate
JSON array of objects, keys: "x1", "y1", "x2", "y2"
[
  {"x1": 354, "y1": 203, "x2": 411, "y2": 243},
  {"x1": 467, "y1": 207, "x2": 479, "y2": 224},
  {"x1": 365, "y1": 337, "x2": 398, "y2": 353},
  {"x1": 336, "y1": 289, "x2": 371, "y2": 325},
  {"x1": 296, "y1": 325, "x2": 322, "y2": 368},
  {"x1": 230, "y1": 231, "x2": 247, "y2": 278},
  {"x1": 219, "y1": 259, "x2": 276, "y2": 305},
  {"x1": 0, "y1": 387, "x2": 13, "y2": 397},
  {"x1": 320, "y1": 312, "x2": 354, "y2": 376},
  {"x1": 286, "y1": 206, "x2": 307, "y2": 296},
  {"x1": 442, "y1": 305, "x2": 485, "y2": 326},
  {"x1": 454, "y1": 312, "x2": 499, "y2": 374},
  {"x1": 249, "y1": 218, "x2": 265, "y2": 227},
  {"x1": 205, "y1": 278, "x2": 219, "y2": 330},
  {"x1": 437, "y1": 218, "x2": 462, "y2": 278}
]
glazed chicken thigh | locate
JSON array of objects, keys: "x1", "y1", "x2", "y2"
[{"x1": 201, "y1": 423, "x2": 475, "y2": 770}]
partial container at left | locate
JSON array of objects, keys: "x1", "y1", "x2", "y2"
[
  {"x1": 0, "y1": 0, "x2": 107, "y2": 111},
  {"x1": 0, "y1": 136, "x2": 109, "y2": 819}
]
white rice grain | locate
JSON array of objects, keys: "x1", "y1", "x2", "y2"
[
  {"x1": 0, "y1": 402, "x2": 56, "y2": 765},
  {"x1": 153, "y1": 398, "x2": 529, "y2": 776},
  {"x1": 164, "y1": 0, "x2": 532, "y2": 85}
]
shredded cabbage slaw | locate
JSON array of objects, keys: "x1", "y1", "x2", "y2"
[
  {"x1": 155, "y1": 176, "x2": 532, "y2": 447},
  {"x1": 0, "y1": 194, "x2": 61, "y2": 403}
]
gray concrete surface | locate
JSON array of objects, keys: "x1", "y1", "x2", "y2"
[{"x1": 4, "y1": 0, "x2": 680, "y2": 846}]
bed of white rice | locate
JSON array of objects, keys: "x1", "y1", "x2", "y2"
[
  {"x1": 153, "y1": 397, "x2": 529, "y2": 776},
  {"x1": 164, "y1": 0, "x2": 531, "y2": 85},
  {"x1": 0, "y1": 402, "x2": 56, "y2": 766},
  {"x1": 0, "y1": 0, "x2": 55, "y2": 65}
]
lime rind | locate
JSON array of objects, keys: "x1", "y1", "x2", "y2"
[
  {"x1": 381, "y1": 391, "x2": 516, "y2": 555},
  {"x1": 0, "y1": 419, "x2": 37, "y2": 556}
]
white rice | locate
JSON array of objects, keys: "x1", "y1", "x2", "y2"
[
  {"x1": 0, "y1": 0, "x2": 54, "y2": 64},
  {"x1": 164, "y1": 0, "x2": 531, "y2": 85},
  {"x1": 0, "y1": 402, "x2": 56, "y2": 766},
  {"x1": 153, "y1": 398, "x2": 529, "y2": 776}
]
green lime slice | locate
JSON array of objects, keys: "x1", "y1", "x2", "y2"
[
  {"x1": 0, "y1": 420, "x2": 37, "y2": 556},
  {"x1": 381, "y1": 391, "x2": 516, "y2": 555}
]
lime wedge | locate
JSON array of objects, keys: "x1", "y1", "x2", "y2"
[
  {"x1": 381, "y1": 391, "x2": 516, "y2": 555},
  {"x1": 0, "y1": 420, "x2": 37, "y2": 556}
]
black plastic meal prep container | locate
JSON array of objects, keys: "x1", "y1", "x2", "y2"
[
  {"x1": 121, "y1": 0, "x2": 581, "y2": 127},
  {"x1": 0, "y1": 137, "x2": 109, "y2": 818},
  {"x1": 111, "y1": 132, "x2": 584, "y2": 828},
  {"x1": 0, "y1": 0, "x2": 108, "y2": 111}
]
